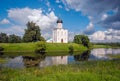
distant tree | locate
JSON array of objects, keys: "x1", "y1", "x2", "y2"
[
  {"x1": 0, "y1": 33, "x2": 8, "y2": 43},
  {"x1": 8, "y1": 34, "x2": 21, "y2": 43},
  {"x1": 23, "y1": 21, "x2": 43, "y2": 42},
  {"x1": 73, "y1": 35, "x2": 90, "y2": 48}
]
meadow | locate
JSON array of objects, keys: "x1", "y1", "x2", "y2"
[
  {"x1": 0, "y1": 60, "x2": 120, "y2": 81},
  {"x1": 0, "y1": 42, "x2": 88, "y2": 53}
]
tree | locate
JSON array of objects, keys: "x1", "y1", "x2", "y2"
[
  {"x1": 23, "y1": 21, "x2": 42, "y2": 42},
  {"x1": 73, "y1": 35, "x2": 90, "y2": 48},
  {"x1": 0, "y1": 33, "x2": 8, "y2": 43},
  {"x1": 8, "y1": 34, "x2": 22, "y2": 43}
]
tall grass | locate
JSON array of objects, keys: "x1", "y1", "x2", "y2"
[{"x1": 0, "y1": 60, "x2": 120, "y2": 81}]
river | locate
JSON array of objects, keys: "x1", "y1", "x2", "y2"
[{"x1": 0, "y1": 48, "x2": 120, "y2": 68}]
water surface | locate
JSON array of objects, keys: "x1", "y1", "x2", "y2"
[{"x1": 0, "y1": 48, "x2": 120, "y2": 68}]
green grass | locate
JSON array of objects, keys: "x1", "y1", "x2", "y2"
[
  {"x1": 107, "y1": 54, "x2": 120, "y2": 59},
  {"x1": 0, "y1": 60, "x2": 120, "y2": 81},
  {"x1": 0, "y1": 58, "x2": 6, "y2": 63},
  {"x1": 0, "y1": 43, "x2": 88, "y2": 53},
  {"x1": 92, "y1": 45, "x2": 111, "y2": 48},
  {"x1": 92, "y1": 44, "x2": 120, "y2": 48}
]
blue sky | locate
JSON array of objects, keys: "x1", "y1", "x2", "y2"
[{"x1": 0, "y1": 0, "x2": 120, "y2": 42}]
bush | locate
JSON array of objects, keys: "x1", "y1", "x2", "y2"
[
  {"x1": 68, "y1": 45, "x2": 74, "y2": 54},
  {"x1": 0, "y1": 46, "x2": 4, "y2": 51},
  {"x1": 35, "y1": 41, "x2": 46, "y2": 54}
]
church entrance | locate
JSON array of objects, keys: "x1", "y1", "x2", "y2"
[{"x1": 61, "y1": 39, "x2": 63, "y2": 43}]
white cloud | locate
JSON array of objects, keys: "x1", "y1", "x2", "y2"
[
  {"x1": 8, "y1": 7, "x2": 33, "y2": 25},
  {"x1": 0, "y1": 25, "x2": 24, "y2": 36},
  {"x1": 68, "y1": 31, "x2": 75, "y2": 41},
  {"x1": 90, "y1": 31, "x2": 106, "y2": 41},
  {"x1": 28, "y1": 11, "x2": 57, "y2": 30},
  {"x1": 0, "y1": 7, "x2": 58, "y2": 39},
  {"x1": 62, "y1": 0, "x2": 120, "y2": 30},
  {"x1": 101, "y1": 14, "x2": 108, "y2": 20},
  {"x1": 58, "y1": 5, "x2": 63, "y2": 8},
  {"x1": 89, "y1": 29, "x2": 120, "y2": 42},
  {"x1": 86, "y1": 22, "x2": 94, "y2": 30},
  {"x1": 56, "y1": 0, "x2": 61, "y2": 3},
  {"x1": 0, "y1": 18, "x2": 10, "y2": 24},
  {"x1": 46, "y1": 0, "x2": 50, "y2": 7},
  {"x1": 84, "y1": 22, "x2": 95, "y2": 34}
]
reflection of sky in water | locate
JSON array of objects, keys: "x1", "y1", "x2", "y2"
[
  {"x1": 3, "y1": 56, "x2": 24, "y2": 68},
  {"x1": 89, "y1": 48, "x2": 120, "y2": 60},
  {"x1": 0, "y1": 48, "x2": 120, "y2": 68}
]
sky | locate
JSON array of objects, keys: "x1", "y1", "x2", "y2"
[{"x1": 0, "y1": 0, "x2": 120, "y2": 42}]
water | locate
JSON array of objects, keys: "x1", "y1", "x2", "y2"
[{"x1": 0, "y1": 48, "x2": 120, "y2": 68}]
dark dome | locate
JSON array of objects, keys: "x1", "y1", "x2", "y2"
[{"x1": 57, "y1": 19, "x2": 63, "y2": 23}]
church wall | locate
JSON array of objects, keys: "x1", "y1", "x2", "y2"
[
  {"x1": 53, "y1": 29, "x2": 68, "y2": 43},
  {"x1": 52, "y1": 19, "x2": 68, "y2": 43}
]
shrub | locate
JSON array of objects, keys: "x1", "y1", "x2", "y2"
[
  {"x1": 0, "y1": 46, "x2": 4, "y2": 51},
  {"x1": 68, "y1": 45, "x2": 74, "y2": 54},
  {"x1": 35, "y1": 41, "x2": 46, "y2": 54}
]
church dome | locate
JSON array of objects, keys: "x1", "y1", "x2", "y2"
[{"x1": 57, "y1": 19, "x2": 63, "y2": 23}]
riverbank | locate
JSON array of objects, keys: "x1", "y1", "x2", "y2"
[
  {"x1": 0, "y1": 42, "x2": 88, "y2": 53},
  {"x1": 92, "y1": 44, "x2": 120, "y2": 48},
  {"x1": 0, "y1": 60, "x2": 119, "y2": 81}
]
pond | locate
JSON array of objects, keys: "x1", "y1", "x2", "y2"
[{"x1": 0, "y1": 48, "x2": 120, "y2": 68}]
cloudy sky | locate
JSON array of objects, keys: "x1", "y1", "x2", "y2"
[{"x1": 0, "y1": 0, "x2": 120, "y2": 42}]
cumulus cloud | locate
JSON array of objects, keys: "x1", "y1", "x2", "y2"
[
  {"x1": 89, "y1": 29, "x2": 120, "y2": 42},
  {"x1": 0, "y1": 18, "x2": 10, "y2": 24},
  {"x1": 84, "y1": 22, "x2": 95, "y2": 35},
  {"x1": 0, "y1": 25, "x2": 24, "y2": 36},
  {"x1": 28, "y1": 11, "x2": 57, "y2": 30},
  {"x1": 90, "y1": 31, "x2": 106, "y2": 41},
  {"x1": 62, "y1": 0, "x2": 120, "y2": 30},
  {"x1": 8, "y1": 7, "x2": 33, "y2": 25},
  {"x1": 0, "y1": 7, "x2": 58, "y2": 38}
]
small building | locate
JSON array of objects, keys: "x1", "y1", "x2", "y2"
[{"x1": 52, "y1": 19, "x2": 68, "y2": 43}]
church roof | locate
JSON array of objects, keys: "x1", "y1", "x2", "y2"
[{"x1": 57, "y1": 19, "x2": 63, "y2": 23}]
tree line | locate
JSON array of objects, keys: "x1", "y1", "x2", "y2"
[
  {"x1": 0, "y1": 21, "x2": 45, "y2": 43},
  {"x1": 0, "y1": 21, "x2": 91, "y2": 48}
]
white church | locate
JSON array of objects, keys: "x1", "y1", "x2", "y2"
[{"x1": 52, "y1": 19, "x2": 68, "y2": 43}]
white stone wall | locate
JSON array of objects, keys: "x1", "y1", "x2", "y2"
[
  {"x1": 53, "y1": 29, "x2": 68, "y2": 43},
  {"x1": 57, "y1": 23, "x2": 62, "y2": 28},
  {"x1": 53, "y1": 20, "x2": 68, "y2": 43}
]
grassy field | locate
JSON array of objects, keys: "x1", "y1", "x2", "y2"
[
  {"x1": 0, "y1": 42, "x2": 87, "y2": 52},
  {"x1": 93, "y1": 44, "x2": 112, "y2": 48},
  {"x1": 107, "y1": 54, "x2": 120, "y2": 59},
  {"x1": 92, "y1": 44, "x2": 120, "y2": 48},
  {"x1": 0, "y1": 60, "x2": 120, "y2": 81}
]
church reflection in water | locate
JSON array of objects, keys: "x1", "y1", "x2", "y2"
[
  {"x1": 39, "y1": 56, "x2": 68, "y2": 67},
  {"x1": 1, "y1": 49, "x2": 120, "y2": 68},
  {"x1": 0, "y1": 50, "x2": 92, "y2": 68},
  {"x1": 23, "y1": 55, "x2": 68, "y2": 68},
  {"x1": 23, "y1": 51, "x2": 90, "y2": 68}
]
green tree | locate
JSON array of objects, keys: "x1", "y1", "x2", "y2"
[
  {"x1": 73, "y1": 35, "x2": 90, "y2": 48},
  {"x1": 0, "y1": 33, "x2": 8, "y2": 43},
  {"x1": 23, "y1": 21, "x2": 42, "y2": 42},
  {"x1": 8, "y1": 34, "x2": 21, "y2": 43},
  {"x1": 40, "y1": 36, "x2": 46, "y2": 41}
]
